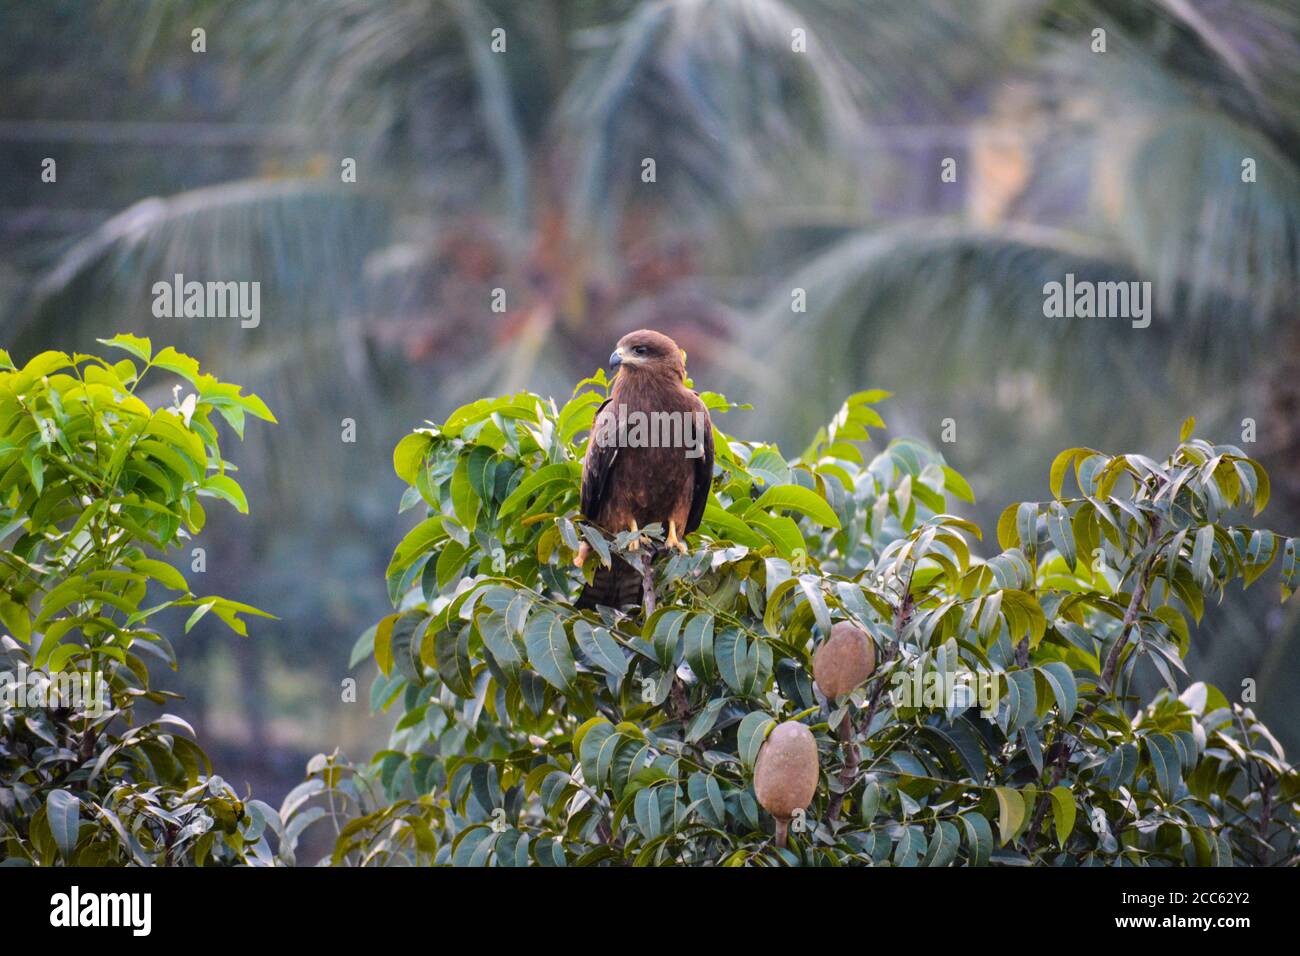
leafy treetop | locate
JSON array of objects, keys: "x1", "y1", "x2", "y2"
[
  {"x1": 295, "y1": 375, "x2": 1298, "y2": 866},
  {"x1": 1, "y1": 337, "x2": 284, "y2": 866}
]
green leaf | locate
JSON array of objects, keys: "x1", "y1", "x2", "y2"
[
  {"x1": 128, "y1": 557, "x2": 189, "y2": 593},
  {"x1": 1281, "y1": 537, "x2": 1296, "y2": 601},
  {"x1": 715, "y1": 627, "x2": 771, "y2": 697},
  {"x1": 184, "y1": 600, "x2": 216, "y2": 634},
  {"x1": 374, "y1": 613, "x2": 398, "y2": 676},
  {"x1": 450, "y1": 457, "x2": 479, "y2": 533},
  {"x1": 573, "y1": 620, "x2": 627, "y2": 684},
  {"x1": 894, "y1": 825, "x2": 926, "y2": 866},
  {"x1": 46, "y1": 789, "x2": 81, "y2": 862},
  {"x1": 859, "y1": 781, "x2": 882, "y2": 823},
  {"x1": 736, "y1": 711, "x2": 774, "y2": 769},
  {"x1": 923, "y1": 820, "x2": 960, "y2": 867},
  {"x1": 992, "y1": 787, "x2": 1024, "y2": 846},
  {"x1": 1037, "y1": 662, "x2": 1077, "y2": 721},
  {"x1": 1049, "y1": 447, "x2": 1095, "y2": 499},
  {"x1": 746, "y1": 511, "x2": 807, "y2": 559},
  {"x1": 996, "y1": 503, "x2": 1020, "y2": 551},
  {"x1": 499, "y1": 462, "x2": 579, "y2": 519},
  {"x1": 97, "y1": 333, "x2": 151, "y2": 363},
  {"x1": 478, "y1": 610, "x2": 523, "y2": 678},
  {"x1": 958, "y1": 812, "x2": 993, "y2": 866},
  {"x1": 633, "y1": 787, "x2": 661, "y2": 840},
  {"x1": 748, "y1": 484, "x2": 841, "y2": 529},
  {"x1": 1191, "y1": 524, "x2": 1214, "y2": 586},
  {"x1": 524, "y1": 609, "x2": 576, "y2": 692},
  {"x1": 685, "y1": 698, "x2": 727, "y2": 744},
  {"x1": 0, "y1": 596, "x2": 31, "y2": 644},
  {"x1": 393, "y1": 432, "x2": 434, "y2": 485},
  {"x1": 452, "y1": 826, "x2": 497, "y2": 867},
  {"x1": 941, "y1": 465, "x2": 976, "y2": 504},
  {"x1": 466, "y1": 445, "x2": 498, "y2": 502},
  {"x1": 1046, "y1": 502, "x2": 1076, "y2": 570},
  {"x1": 433, "y1": 625, "x2": 475, "y2": 698},
  {"x1": 199, "y1": 475, "x2": 249, "y2": 514},
  {"x1": 1049, "y1": 786, "x2": 1076, "y2": 847},
  {"x1": 578, "y1": 719, "x2": 620, "y2": 788},
  {"x1": 579, "y1": 524, "x2": 612, "y2": 569},
  {"x1": 1016, "y1": 502, "x2": 1038, "y2": 562},
  {"x1": 682, "y1": 613, "x2": 716, "y2": 683},
  {"x1": 389, "y1": 516, "x2": 446, "y2": 574},
  {"x1": 1146, "y1": 733, "x2": 1182, "y2": 797},
  {"x1": 151, "y1": 346, "x2": 201, "y2": 384},
  {"x1": 702, "y1": 501, "x2": 766, "y2": 548},
  {"x1": 688, "y1": 772, "x2": 726, "y2": 827},
  {"x1": 646, "y1": 608, "x2": 688, "y2": 668},
  {"x1": 1247, "y1": 460, "x2": 1270, "y2": 516},
  {"x1": 571, "y1": 715, "x2": 606, "y2": 760},
  {"x1": 798, "y1": 576, "x2": 832, "y2": 633}
]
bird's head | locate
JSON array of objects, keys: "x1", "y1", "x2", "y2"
[{"x1": 609, "y1": 329, "x2": 687, "y2": 381}]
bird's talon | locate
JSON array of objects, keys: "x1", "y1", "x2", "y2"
[{"x1": 667, "y1": 520, "x2": 689, "y2": 555}]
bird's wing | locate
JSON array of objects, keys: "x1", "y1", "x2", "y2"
[
  {"x1": 581, "y1": 398, "x2": 618, "y2": 523},
  {"x1": 685, "y1": 395, "x2": 714, "y2": 535}
]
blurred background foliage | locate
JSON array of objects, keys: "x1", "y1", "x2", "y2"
[{"x1": 3, "y1": 0, "x2": 1298, "y2": 829}]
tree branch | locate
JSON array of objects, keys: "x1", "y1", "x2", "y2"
[
  {"x1": 826, "y1": 578, "x2": 913, "y2": 824},
  {"x1": 1023, "y1": 511, "x2": 1163, "y2": 854}
]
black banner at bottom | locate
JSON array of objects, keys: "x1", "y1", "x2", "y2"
[{"x1": 4, "y1": 864, "x2": 1287, "y2": 942}]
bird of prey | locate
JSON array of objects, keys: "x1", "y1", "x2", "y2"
[{"x1": 574, "y1": 329, "x2": 714, "y2": 610}]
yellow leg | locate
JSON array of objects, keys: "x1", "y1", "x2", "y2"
[
  {"x1": 667, "y1": 519, "x2": 688, "y2": 554},
  {"x1": 574, "y1": 541, "x2": 591, "y2": 568},
  {"x1": 627, "y1": 519, "x2": 640, "y2": 551}
]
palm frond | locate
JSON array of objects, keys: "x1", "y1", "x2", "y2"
[
  {"x1": 11, "y1": 179, "x2": 388, "y2": 353},
  {"x1": 731, "y1": 221, "x2": 1248, "y2": 464},
  {"x1": 196, "y1": 0, "x2": 513, "y2": 197},
  {"x1": 449, "y1": 0, "x2": 532, "y2": 229},
  {"x1": 1023, "y1": 3, "x2": 1300, "y2": 333},
  {"x1": 557, "y1": 0, "x2": 999, "y2": 240}
]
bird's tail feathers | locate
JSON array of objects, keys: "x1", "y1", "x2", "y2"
[{"x1": 576, "y1": 554, "x2": 647, "y2": 610}]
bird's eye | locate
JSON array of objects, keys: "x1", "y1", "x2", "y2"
[{"x1": 633, "y1": 345, "x2": 648, "y2": 355}]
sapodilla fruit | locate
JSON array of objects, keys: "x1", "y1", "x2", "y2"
[
  {"x1": 753, "y1": 720, "x2": 819, "y2": 847},
  {"x1": 813, "y1": 621, "x2": 875, "y2": 699}
]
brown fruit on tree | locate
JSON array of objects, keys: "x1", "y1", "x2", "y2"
[
  {"x1": 813, "y1": 621, "x2": 876, "y2": 699},
  {"x1": 753, "y1": 720, "x2": 819, "y2": 847}
]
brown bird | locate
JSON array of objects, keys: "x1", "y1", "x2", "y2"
[{"x1": 575, "y1": 329, "x2": 714, "y2": 610}]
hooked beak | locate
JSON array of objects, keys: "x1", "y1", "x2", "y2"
[{"x1": 609, "y1": 348, "x2": 623, "y2": 369}]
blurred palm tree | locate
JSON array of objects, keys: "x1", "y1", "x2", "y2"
[
  {"x1": 14, "y1": 1, "x2": 1298, "y2": 436},
  {"x1": 794, "y1": 4, "x2": 1297, "y2": 397},
  {"x1": 11, "y1": 0, "x2": 994, "y2": 392},
  {"x1": 7, "y1": 0, "x2": 1300, "y2": 754}
]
